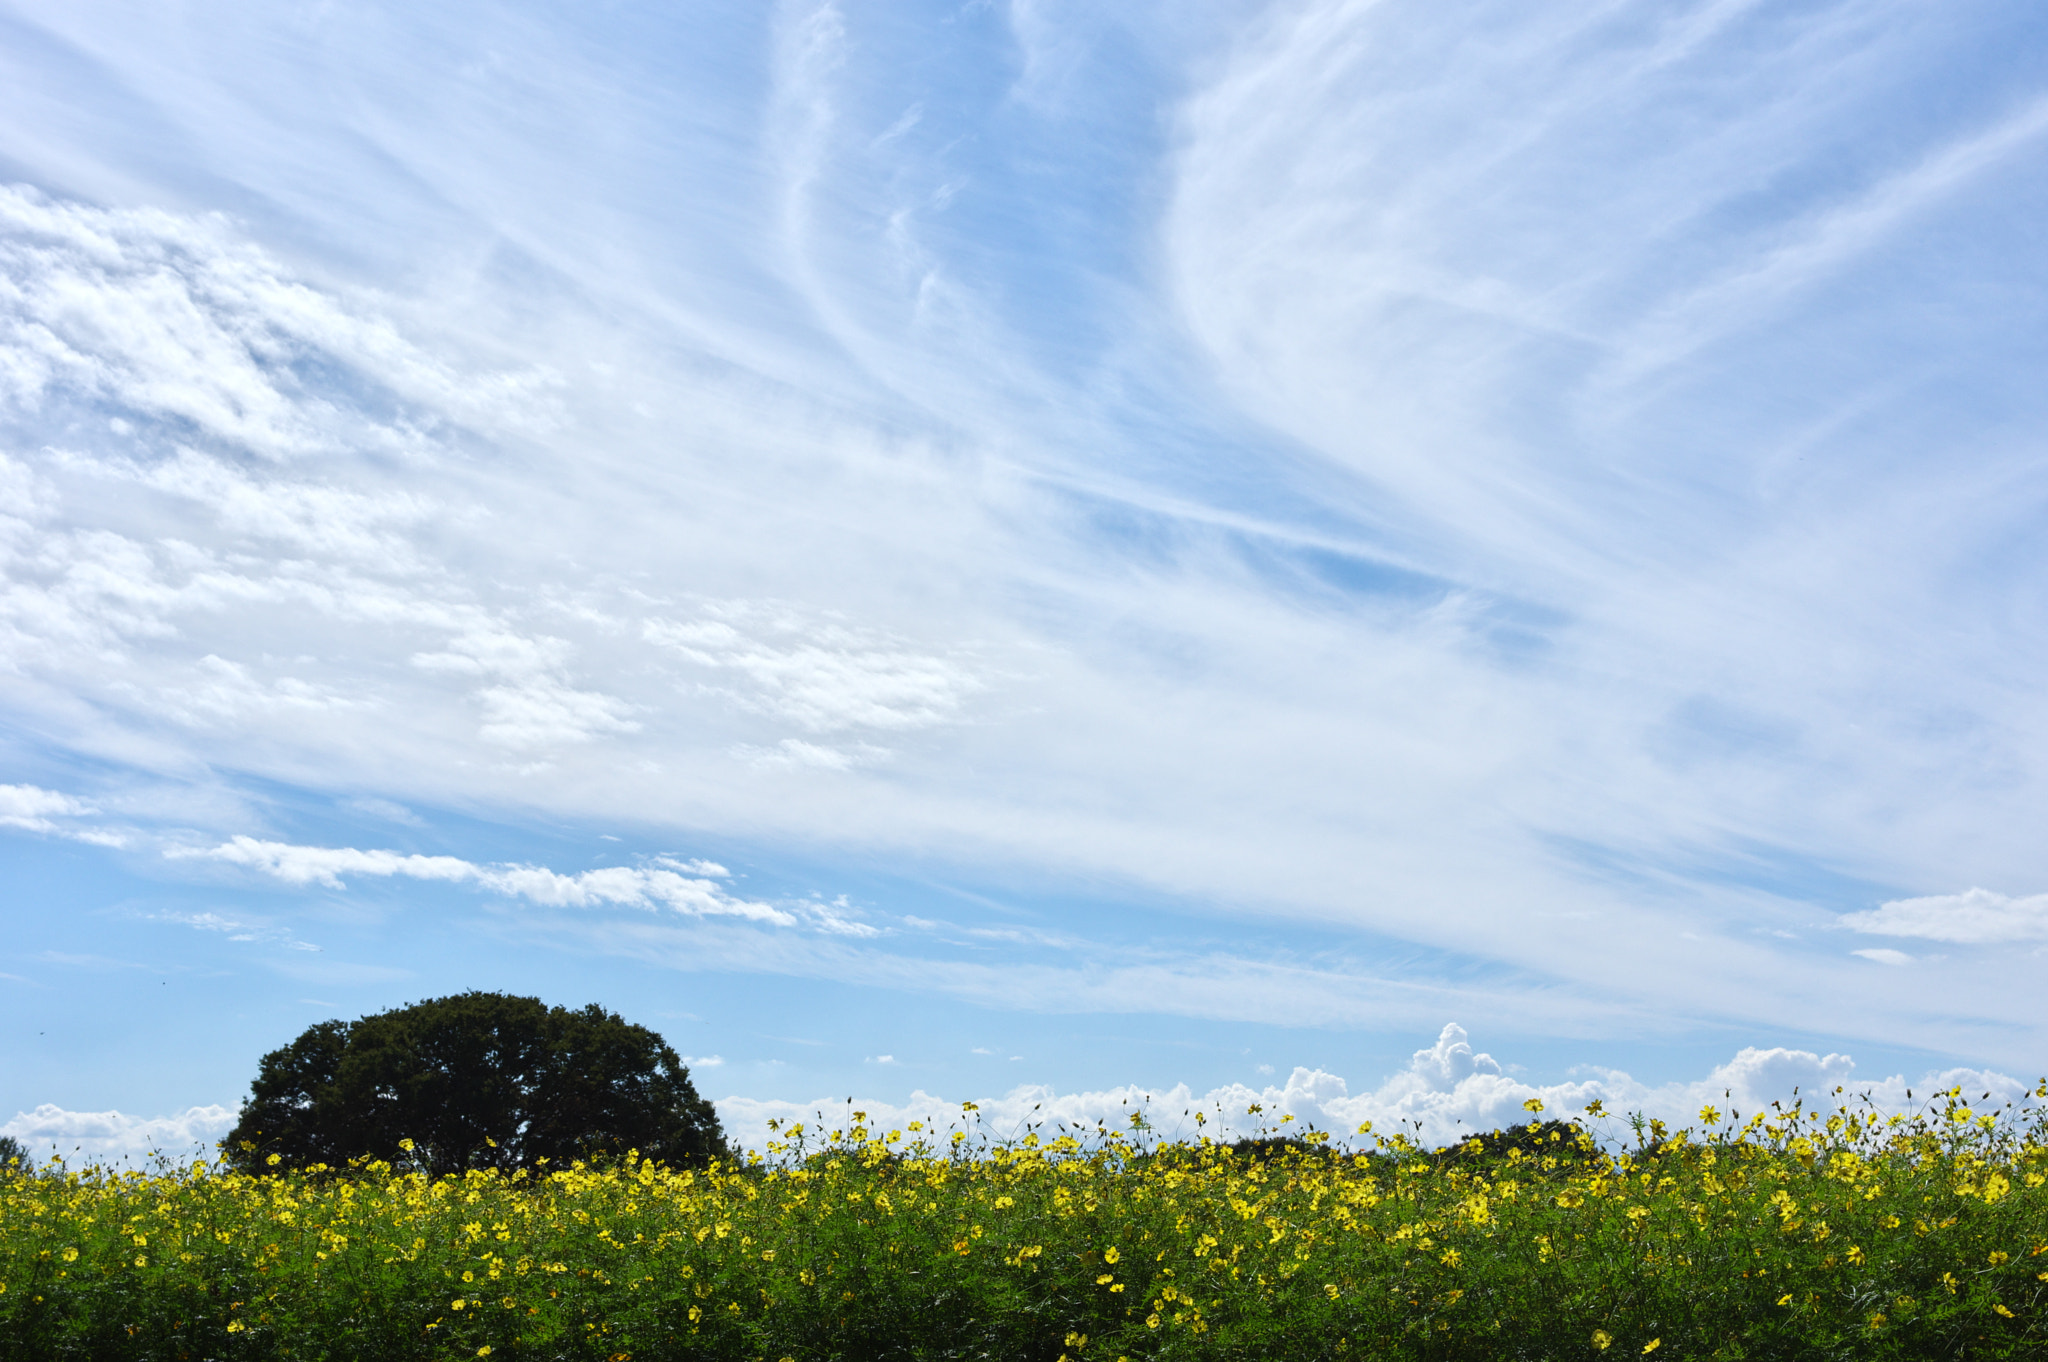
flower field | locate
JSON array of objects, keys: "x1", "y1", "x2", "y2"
[{"x1": 2, "y1": 1087, "x2": 2045, "y2": 1360}]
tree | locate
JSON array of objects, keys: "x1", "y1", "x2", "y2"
[
  {"x1": 0, "y1": 1134, "x2": 30, "y2": 1175},
  {"x1": 221, "y1": 991, "x2": 726, "y2": 1175}
]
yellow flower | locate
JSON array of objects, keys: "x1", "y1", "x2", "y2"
[
  {"x1": 1104, "y1": 1247, "x2": 1120, "y2": 1264},
  {"x1": 61, "y1": 1248, "x2": 77, "y2": 1263},
  {"x1": 477, "y1": 1348, "x2": 492, "y2": 1358},
  {"x1": 226, "y1": 1321, "x2": 246, "y2": 1334},
  {"x1": 1097, "y1": 1274, "x2": 1115, "y2": 1286},
  {"x1": 1523, "y1": 1098, "x2": 1545, "y2": 1113},
  {"x1": 1994, "y1": 1304, "x2": 2016, "y2": 1319},
  {"x1": 1777, "y1": 1294, "x2": 1794, "y2": 1307},
  {"x1": 1990, "y1": 1251, "x2": 2010, "y2": 1266},
  {"x1": 1592, "y1": 1329, "x2": 1613, "y2": 1350},
  {"x1": 1643, "y1": 1342, "x2": 1661, "y2": 1354},
  {"x1": 399, "y1": 1139, "x2": 415, "y2": 1151}
]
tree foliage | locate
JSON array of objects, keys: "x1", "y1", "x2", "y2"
[
  {"x1": 0, "y1": 1134, "x2": 30, "y2": 1175},
  {"x1": 221, "y1": 991, "x2": 725, "y2": 1175}
]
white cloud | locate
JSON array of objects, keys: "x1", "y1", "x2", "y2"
[
  {"x1": 475, "y1": 680, "x2": 641, "y2": 750},
  {"x1": 733, "y1": 738, "x2": 861, "y2": 771},
  {"x1": 681, "y1": 1054, "x2": 724, "y2": 1068},
  {"x1": 150, "y1": 908, "x2": 319, "y2": 952},
  {"x1": 1852, "y1": 948, "x2": 1914, "y2": 967},
  {"x1": 173, "y1": 835, "x2": 797, "y2": 926},
  {"x1": 0, "y1": 184, "x2": 555, "y2": 458},
  {"x1": 0, "y1": 780, "x2": 93, "y2": 829},
  {"x1": 341, "y1": 796, "x2": 425, "y2": 826},
  {"x1": 1840, "y1": 888, "x2": 2048, "y2": 945},
  {"x1": 644, "y1": 605, "x2": 985, "y2": 734},
  {"x1": 0, "y1": 1103, "x2": 235, "y2": 1167},
  {"x1": 714, "y1": 1022, "x2": 2031, "y2": 1157},
  {"x1": 0, "y1": 781, "x2": 125, "y2": 845}
]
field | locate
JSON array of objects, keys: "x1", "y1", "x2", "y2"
[{"x1": 2, "y1": 1087, "x2": 2045, "y2": 1360}]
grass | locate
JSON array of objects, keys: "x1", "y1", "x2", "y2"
[{"x1": 2, "y1": 1085, "x2": 2045, "y2": 1360}]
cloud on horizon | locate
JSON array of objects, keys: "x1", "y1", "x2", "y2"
[{"x1": 18, "y1": 1024, "x2": 2024, "y2": 1168}]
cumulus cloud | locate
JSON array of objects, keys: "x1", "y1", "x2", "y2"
[
  {"x1": 172, "y1": 835, "x2": 797, "y2": 926},
  {"x1": 714, "y1": 1022, "x2": 2032, "y2": 1157},
  {"x1": 0, "y1": 1103, "x2": 235, "y2": 1167},
  {"x1": 1840, "y1": 888, "x2": 2048, "y2": 945}
]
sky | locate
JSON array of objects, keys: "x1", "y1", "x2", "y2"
[{"x1": 3, "y1": 0, "x2": 2047, "y2": 1165}]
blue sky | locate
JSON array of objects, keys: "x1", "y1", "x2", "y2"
[{"x1": 3, "y1": 0, "x2": 2047, "y2": 1162}]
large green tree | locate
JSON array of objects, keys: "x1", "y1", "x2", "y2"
[{"x1": 221, "y1": 992, "x2": 725, "y2": 1175}]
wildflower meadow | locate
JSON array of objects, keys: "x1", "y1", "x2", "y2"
[{"x1": 2, "y1": 1086, "x2": 2045, "y2": 1360}]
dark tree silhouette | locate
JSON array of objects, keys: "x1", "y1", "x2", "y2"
[
  {"x1": 0, "y1": 1134, "x2": 30, "y2": 1175},
  {"x1": 1434, "y1": 1118, "x2": 1597, "y2": 1167},
  {"x1": 221, "y1": 991, "x2": 725, "y2": 1175}
]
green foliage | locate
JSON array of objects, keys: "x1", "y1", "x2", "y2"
[
  {"x1": 3, "y1": 1086, "x2": 2045, "y2": 1359},
  {"x1": 220, "y1": 991, "x2": 725, "y2": 1176},
  {"x1": 0, "y1": 1138, "x2": 27, "y2": 1177}
]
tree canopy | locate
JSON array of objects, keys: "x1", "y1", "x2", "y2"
[{"x1": 221, "y1": 991, "x2": 725, "y2": 1175}]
